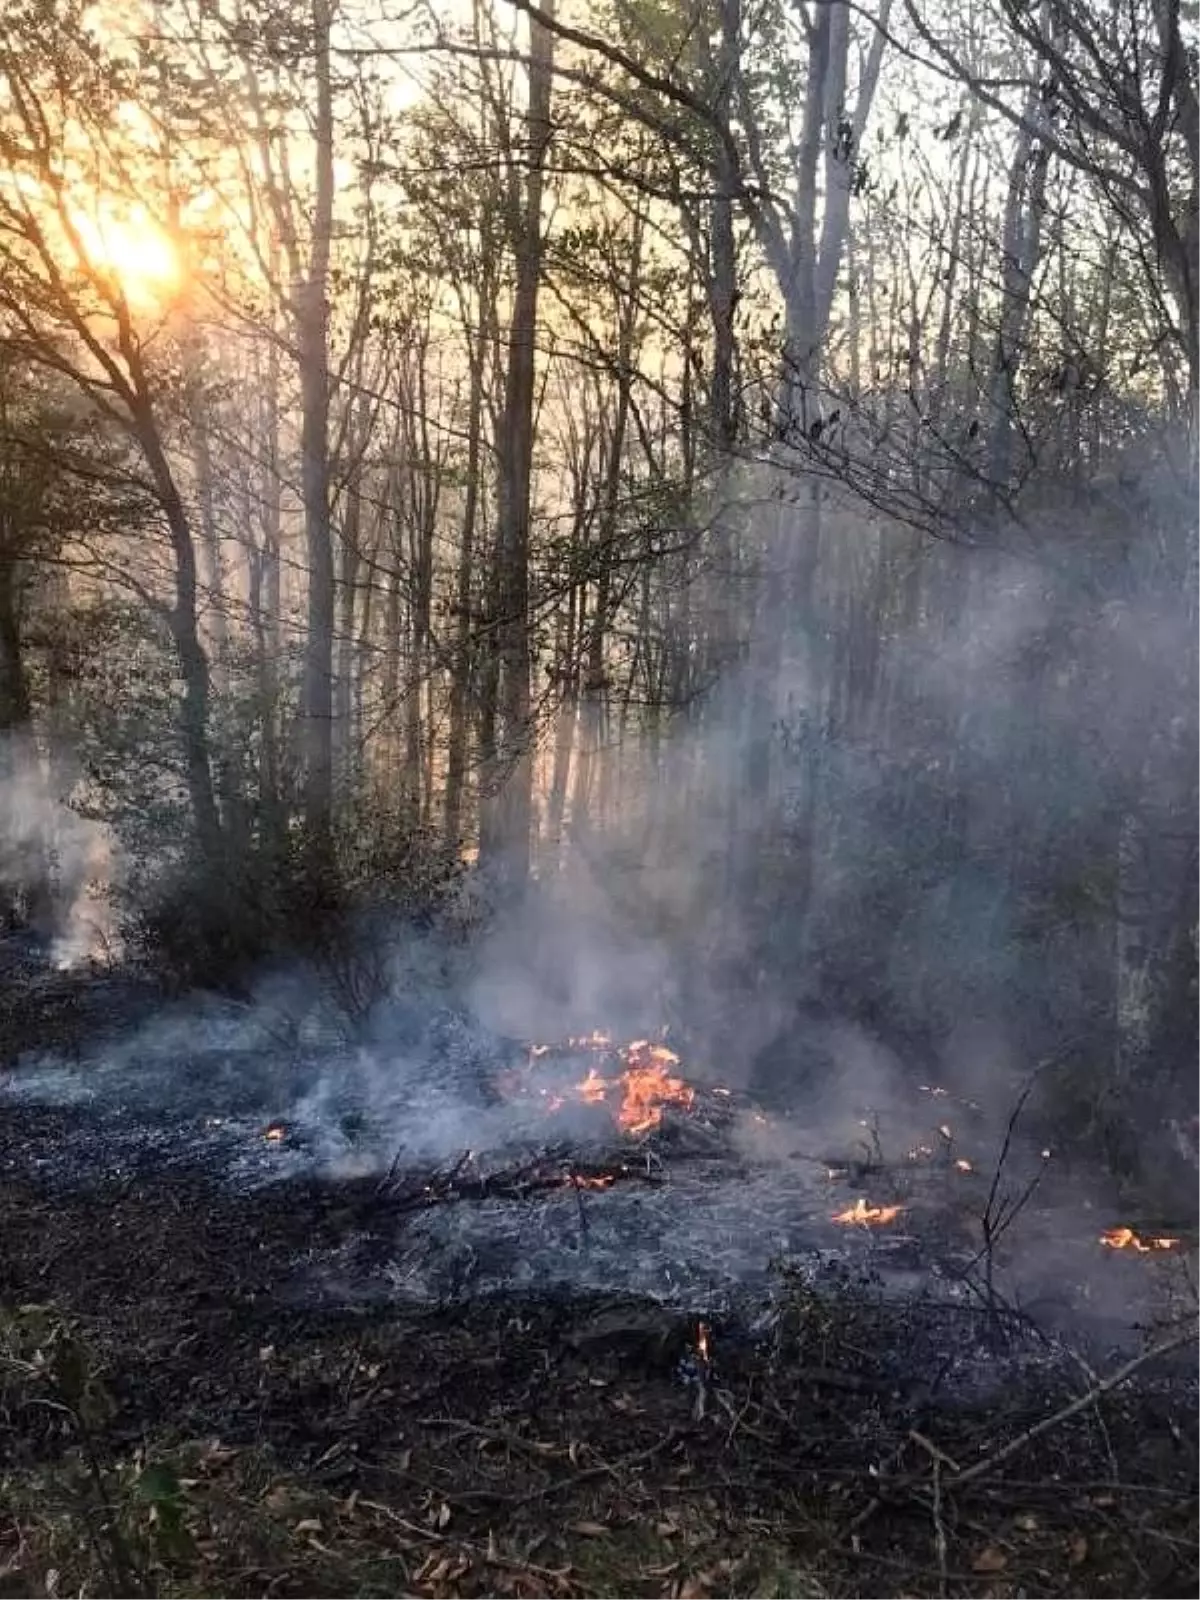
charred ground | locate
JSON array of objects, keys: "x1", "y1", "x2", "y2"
[{"x1": 1, "y1": 965, "x2": 1197, "y2": 1600}]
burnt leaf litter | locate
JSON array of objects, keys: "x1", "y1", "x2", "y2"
[{"x1": 1, "y1": 971, "x2": 1196, "y2": 1599}]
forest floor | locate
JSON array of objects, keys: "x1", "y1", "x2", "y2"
[{"x1": 1, "y1": 961, "x2": 1197, "y2": 1599}]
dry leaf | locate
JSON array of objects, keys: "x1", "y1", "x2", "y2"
[
  {"x1": 568, "y1": 1520, "x2": 609, "y2": 1538},
  {"x1": 971, "y1": 1546, "x2": 1008, "y2": 1574},
  {"x1": 1014, "y1": 1512, "x2": 1039, "y2": 1532},
  {"x1": 678, "y1": 1570, "x2": 717, "y2": 1597},
  {"x1": 293, "y1": 1518, "x2": 323, "y2": 1535},
  {"x1": 1067, "y1": 1533, "x2": 1088, "y2": 1566},
  {"x1": 568, "y1": 1439, "x2": 582, "y2": 1465},
  {"x1": 264, "y1": 1486, "x2": 294, "y2": 1512},
  {"x1": 435, "y1": 1501, "x2": 452, "y2": 1530},
  {"x1": 656, "y1": 1520, "x2": 680, "y2": 1537}
]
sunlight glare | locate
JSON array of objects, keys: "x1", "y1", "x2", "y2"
[{"x1": 68, "y1": 200, "x2": 181, "y2": 303}]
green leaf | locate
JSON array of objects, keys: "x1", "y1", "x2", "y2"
[{"x1": 135, "y1": 1463, "x2": 182, "y2": 1506}]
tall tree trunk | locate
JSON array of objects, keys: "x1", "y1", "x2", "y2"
[
  {"x1": 480, "y1": 0, "x2": 556, "y2": 891},
  {"x1": 258, "y1": 340, "x2": 285, "y2": 852},
  {"x1": 444, "y1": 342, "x2": 486, "y2": 851},
  {"x1": 988, "y1": 49, "x2": 1053, "y2": 486},
  {"x1": 298, "y1": 0, "x2": 336, "y2": 863},
  {"x1": 132, "y1": 407, "x2": 221, "y2": 868}
]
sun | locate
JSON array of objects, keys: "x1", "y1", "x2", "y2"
[{"x1": 68, "y1": 199, "x2": 181, "y2": 305}]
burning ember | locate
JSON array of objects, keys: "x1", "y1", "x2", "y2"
[
  {"x1": 519, "y1": 1036, "x2": 697, "y2": 1135},
  {"x1": 832, "y1": 1198, "x2": 905, "y2": 1226},
  {"x1": 263, "y1": 1121, "x2": 287, "y2": 1143},
  {"x1": 1100, "y1": 1227, "x2": 1181, "y2": 1253}
]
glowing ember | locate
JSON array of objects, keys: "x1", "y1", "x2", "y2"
[
  {"x1": 1100, "y1": 1227, "x2": 1180, "y2": 1253},
  {"x1": 937, "y1": 1123, "x2": 953, "y2": 1141},
  {"x1": 954, "y1": 1158, "x2": 974, "y2": 1173},
  {"x1": 832, "y1": 1197, "x2": 905, "y2": 1226},
  {"x1": 263, "y1": 1121, "x2": 286, "y2": 1143},
  {"x1": 696, "y1": 1320, "x2": 711, "y2": 1364},
  {"x1": 568, "y1": 1173, "x2": 617, "y2": 1191}
]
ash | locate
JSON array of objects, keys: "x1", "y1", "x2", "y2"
[{"x1": 4, "y1": 1021, "x2": 1192, "y2": 1403}]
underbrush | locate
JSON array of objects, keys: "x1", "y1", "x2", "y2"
[
  {"x1": 2, "y1": 1272, "x2": 1195, "y2": 1600},
  {"x1": 122, "y1": 811, "x2": 471, "y2": 1004}
]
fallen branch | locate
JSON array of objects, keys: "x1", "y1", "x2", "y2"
[{"x1": 948, "y1": 1324, "x2": 1197, "y2": 1490}]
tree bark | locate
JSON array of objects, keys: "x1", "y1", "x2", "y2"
[
  {"x1": 298, "y1": 0, "x2": 336, "y2": 863},
  {"x1": 480, "y1": 0, "x2": 556, "y2": 892}
]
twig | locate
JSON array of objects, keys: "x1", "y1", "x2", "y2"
[
  {"x1": 973, "y1": 1058, "x2": 1061, "y2": 1337},
  {"x1": 948, "y1": 1325, "x2": 1197, "y2": 1490},
  {"x1": 910, "y1": 1431, "x2": 953, "y2": 1596},
  {"x1": 571, "y1": 1174, "x2": 590, "y2": 1247}
]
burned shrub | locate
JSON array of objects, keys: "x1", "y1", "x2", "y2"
[{"x1": 124, "y1": 809, "x2": 466, "y2": 1000}]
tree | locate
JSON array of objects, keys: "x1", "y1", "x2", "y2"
[{"x1": 0, "y1": 3, "x2": 223, "y2": 864}]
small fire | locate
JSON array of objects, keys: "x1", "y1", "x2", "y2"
[
  {"x1": 832, "y1": 1197, "x2": 905, "y2": 1226},
  {"x1": 696, "y1": 1320, "x2": 711, "y2": 1364},
  {"x1": 1100, "y1": 1227, "x2": 1180, "y2": 1253},
  {"x1": 568, "y1": 1173, "x2": 616, "y2": 1191},
  {"x1": 616, "y1": 1040, "x2": 695, "y2": 1133},
  {"x1": 263, "y1": 1121, "x2": 287, "y2": 1143},
  {"x1": 521, "y1": 1036, "x2": 696, "y2": 1135},
  {"x1": 954, "y1": 1158, "x2": 973, "y2": 1173},
  {"x1": 578, "y1": 1067, "x2": 609, "y2": 1106}
]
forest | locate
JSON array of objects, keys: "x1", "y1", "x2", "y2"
[
  {"x1": 0, "y1": 0, "x2": 1195, "y2": 1136},
  {"x1": 0, "y1": 0, "x2": 1197, "y2": 1595}
]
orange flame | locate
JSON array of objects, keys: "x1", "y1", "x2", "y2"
[
  {"x1": 578, "y1": 1067, "x2": 609, "y2": 1106},
  {"x1": 696, "y1": 1320, "x2": 711, "y2": 1364},
  {"x1": 832, "y1": 1197, "x2": 905, "y2": 1226},
  {"x1": 263, "y1": 1121, "x2": 286, "y2": 1143},
  {"x1": 1100, "y1": 1227, "x2": 1180, "y2": 1253},
  {"x1": 613, "y1": 1041, "x2": 695, "y2": 1133},
  {"x1": 519, "y1": 1035, "x2": 697, "y2": 1134}
]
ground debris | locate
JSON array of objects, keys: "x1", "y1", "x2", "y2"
[{"x1": 1, "y1": 1093, "x2": 1196, "y2": 1598}]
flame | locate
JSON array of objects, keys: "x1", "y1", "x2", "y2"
[
  {"x1": 832, "y1": 1197, "x2": 905, "y2": 1226},
  {"x1": 263, "y1": 1121, "x2": 286, "y2": 1143},
  {"x1": 578, "y1": 1067, "x2": 609, "y2": 1106},
  {"x1": 520, "y1": 1035, "x2": 696, "y2": 1135},
  {"x1": 569, "y1": 1173, "x2": 616, "y2": 1191},
  {"x1": 614, "y1": 1041, "x2": 695, "y2": 1133},
  {"x1": 696, "y1": 1320, "x2": 711, "y2": 1364},
  {"x1": 1100, "y1": 1227, "x2": 1180, "y2": 1253}
]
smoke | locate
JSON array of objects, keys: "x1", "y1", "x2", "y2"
[
  {"x1": 1, "y1": 472, "x2": 1193, "y2": 1347},
  {"x1": 0, "y1": 734, "x2": 119, "y2": 968}
]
